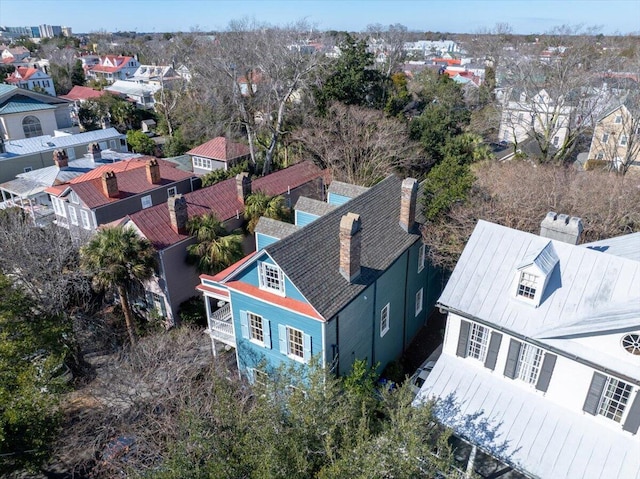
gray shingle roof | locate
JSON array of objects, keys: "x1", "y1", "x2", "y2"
[
  {"x1": 255, "y1": 217, "x2": 299, "y2": 241},
  {"x1": 327, "y1": 180, "x2": 369, "y2": 200},
  {"x1": 294, "y1": 196, "x2": 337, "y2": 217},
  {"x1": 266, "y1": 175, "x2": 422, "y2": 320}
]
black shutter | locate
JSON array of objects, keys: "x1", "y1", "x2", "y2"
[
  {"x1": 456, "y1": 320, "x2": 471, "y2": 358},
  {"x1": 535, "y1": 353, "x2": 556, "y2": 392},
  {"x1": 503, "y1": 339, "x2": 522, "y2": 379},
  {"x1": 583, "y1": 372, "x2": 607, "y2": 415},
  {"x1": 622, "y1": 391, "x2": 640, "y2": 433},
  {"x1": 484, "y1": 332, "x2": 502, "y2": 370}
]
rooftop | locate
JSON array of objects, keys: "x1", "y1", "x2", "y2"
[
  {"x1": 0, "y1": 128, "x2": 124, "y2": 158},
  {"x1": 186, "y1": 137, "x2": 251, "y2": 161}
]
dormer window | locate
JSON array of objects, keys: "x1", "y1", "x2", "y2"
[
  {"x1": 517, "y1": 272, "x2": 538, "y2": 299},
  {"x1": 259, "y1": 262, "x2": 285, "y2": 295},
  {"x1": 514, "y1": 241, "x2": 558, "y2": 306}
]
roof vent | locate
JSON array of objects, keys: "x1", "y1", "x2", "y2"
[{"x1": 622, "y1": 333, "x2": 640, "y2": 355}]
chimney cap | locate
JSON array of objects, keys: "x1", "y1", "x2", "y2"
[{"x1": 340, "y1": 212, "x2": 361, "y2": 235}]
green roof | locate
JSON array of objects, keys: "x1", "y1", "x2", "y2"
[
  {"x1": 0, "y1": 84, "x2": 18, "y2": 97},
  {"x1": 0, "y1": 95, "x2": 58, "y2": 114}
]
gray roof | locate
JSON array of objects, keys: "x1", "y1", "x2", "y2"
[
  {"x1": 266, "y1": 175, "x2": 423, "y2": 320},
  {"x1": 0, "y1": 177, "x2": 47, "y2": 197},
  {"x1": 1, "y1": 128, "x2": 124, "y2": 158},
  {"x1": 294, "y1": 196, "x2": 337, "y2": 217},
  {"x1": 583, "y1": 232, "x2": 640, "y2": 263},
  {"x1": 255, "y1": 217, "x2": 299, "y2": 241},
  {"x1": 327, "y1": 180, "x2": 369, "y2": 200},
  {"x1": 417, "y1": 353, "x2": 640, "y2": 479},
  {"x1": 438, "y1": 220, "x2": 640, "y2": 379},
  {"x1": 106, "y1": 80, "x2": 159, "y2": 97}
]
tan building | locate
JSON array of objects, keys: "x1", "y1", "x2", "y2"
[{"x1": 587, "y1": 104, "x2": 640, "y2": 171}]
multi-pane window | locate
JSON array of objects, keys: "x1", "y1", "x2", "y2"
[
  {"x1": 602, "y1": 133, "x2": 609, "y2": 143},
  {"x1": 598, "y1": 377, "x2": 633, "y2": 422},
  {"x1": 517, "y1": 272, "x2": 538, "y2": 299},
  {"x1": 193, "y1": 157, "x2": 213, "y2": 170},
  {"x1": 516, "y1": 343, "x2": 544, "y2": 384},
  {"x1": 248, "y1": 313, "x2": 264, "y2": 343},
  {"x1": 141, "y1": 195, "x2": 152, "y2": 209},
  {"x1": 70, "y1": 191, "x2": 79, "y2": 204},
  {"x1": 167, "y1": 186, "x2": 177, "y2": 197},
  {"x1": 68, "y1": 206, "x2": 78, "y2": 225},
  {"x1": 418, "y1": 243, "x2": 426, "y2": 273},
  {"x1": 467, "y1": 323, "x2": 489, "y2": 361},
  {"x1": 380, "y1": 303, "x2": 390, "y2": 337},
  {"x1": 22, "y1": 116, "x2": 43, "y2": 138},
  {"x1": 415, "y1": 288, "x2": 423, "y2": 316},
  {"x1": 614, "y1": 115, "x2": 622, "y2": 124},
  {"x1": 80, "y1": 210, "x2": 91, "y2": 230},
  {"x1": 259, "y1": 262, "x2": 284, "y2": 294},
  {"x1": 619, "y1": 135, "x2": 628, "y2": 146},
  {"x1": 288, "y1": 327, "x2": 304, "y2": 359}
]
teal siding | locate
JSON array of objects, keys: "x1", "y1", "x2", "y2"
[
  {"x1": 327, "y1": 192, "x2": 351, "y2": 206},
  {"x1": 230, "y1": 289, "x2": 323, "y2": 376},
  {"x1": 295, "y1": 210, "x2": 320, "y2": 227},
  {"x1": 404, "y1": 241, "x2": 430, "y2": 345},
  {"x1": 256, "y1": 232, "x2": 278, "y2": 251},
  {"x1": 233, "y1": 253, "x2": 307, "y2": 303}
]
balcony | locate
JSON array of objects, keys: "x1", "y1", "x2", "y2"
[{"x1": 206, "y1": 302, "x2": 235, "y2": 347}]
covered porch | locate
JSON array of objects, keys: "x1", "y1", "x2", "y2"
[
  {"x1": 198, "y1": 282, "x2": 236, "y2": 356},
  {"x1": 0, "y1": 179, "x2": 55, "y2": 226}
]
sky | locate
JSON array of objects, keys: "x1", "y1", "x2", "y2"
[{"x1": 0, "y1": 0, "x2": 639, "y2": 35}]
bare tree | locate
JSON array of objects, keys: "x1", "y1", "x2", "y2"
[
  {"x1": 293, "y1": 102, "x2": 425, "y2": 186},
  {"x1": 365, "y1": 23, "x2": 409, "y2": 76}
]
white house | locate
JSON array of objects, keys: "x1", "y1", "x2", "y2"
[
  {"x1": 5, "y1": 66, "x2": 56, "y2": 96},
  {"x1": 415, "y1": 213, "x2": 640, "y2": 479}
]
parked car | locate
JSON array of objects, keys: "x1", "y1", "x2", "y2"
[{"x1": 409, "y1": 359, "x2": 436, "y2": 396}]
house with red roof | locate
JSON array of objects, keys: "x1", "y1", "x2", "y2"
[
  {"x1": 47, "y1": 155, "x2": 196, "y2": 240},
  {"x1": 187, "y1": 136, "x2": 251, "y2": 175},
  {"x1": 87, "y1": 55, "x2": 140, "y2": 84},
  {"x1": 6, "y1": 67, "x2": 56, "y2": 96},
  {"x1": 120, "y1": 161, "x2": 327, "y2": 324}
]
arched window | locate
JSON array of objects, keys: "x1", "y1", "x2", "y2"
[{"x1": 22, "y1": 116, "x2": 43, "y2": 138}]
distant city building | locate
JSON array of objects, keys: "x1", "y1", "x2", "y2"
[
  {"x1": 61, "y1": 26, "x2": 72, "y2": 37},
  {"x1": 39, "y1": 24, "x2": 62, "y2": 38}
]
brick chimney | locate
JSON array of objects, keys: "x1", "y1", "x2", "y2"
[
  {"x1": 399, "y1": 177, "x2": 418, "y2": 232},
  {"x1": 339, "y1": 212, "x2": 362, "y2": 282},
  {"x1": 87, "y1": 142, "x2": 102, "y2": 162},
  {"x1": 101, "y1": 171, "x2": 118, "y2": 198},
  {"x1": 53, "y1": 149, "x2": 69, "y2": 169},
  {"x1": 168, "y1": 194, "x2": 188, "y2": 234},
  {"x1": 540, "y1": 212, "x2": 583, "y2": 245},
  {"x1": 146, "y1": 158, "x2": 161, "y2": 184},
  {"x1": 236, "y1": 172, "x2": 252, "y2": 203}
]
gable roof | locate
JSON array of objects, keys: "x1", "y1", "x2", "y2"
[
  {"x1": 327, "y1": 180, "x2": 369, "y2": 200},
  {"x1": 69, "y1": 158, "x2": 193, "y2": 209},
  {"x1": 264, "y1": 175, "x2": 423, "y2": 320},
  {"x1": 0, "y1": 85, "x2": 69, "y2": 113},
  {"x1": 1, "y1": 128, "x2": 124, "y2": 157},
  {"x1": 59, "y1": 85, "x2": 110, "y2": 101},
  {"x1": 186, "y1": 137, "x2": 250, "y2": 161},
  {"x1": 127, "y1": 161, "x2": 325, "y2": 250},
  {"x1": 6, "y1": 67, "x2": 44, "y2": 82},
  {"x1": 0, "y1": 94, "x2": 57, "y2": 114}
]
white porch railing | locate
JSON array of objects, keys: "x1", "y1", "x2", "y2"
[{"x1": 206, "y1": 303, "x2": 235, "y2": 347}]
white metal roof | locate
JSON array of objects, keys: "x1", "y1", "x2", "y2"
[
  {"x1": 1, "y1": 128, "x2": 124, "y2": 157},
  {"x1": 583, "y1": 232, "x2": 640, "y2": 263},
  {"x1": 415, "y1": 353, "x2": 640, "y2": 479}
]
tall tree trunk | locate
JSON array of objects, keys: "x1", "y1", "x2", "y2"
[{"x1": 117, "y1": 284, "x2": 137, "y2": 345}]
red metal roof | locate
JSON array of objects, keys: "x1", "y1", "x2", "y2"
[
  {"x1": 6, "y1": 67, "x2": 39, "y2": 82},
  {"x1": 59, "y1": 86, "x2": 110, "y2": 101},
  {"x1": 69, "y1": 158, "x2": 194, "y2": 209},
  {"x1": 90, "y1": 55, "x2": 134, "y2": 74},
  {"x1": 186, "y1": 137, "x2": 250, "y2": 161},
  {"x1": 128, "y1": 161, "x2": 325, "y2": 250}
]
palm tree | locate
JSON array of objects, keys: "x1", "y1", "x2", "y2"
[
  {"x1": 186, "y1": 213, "x2": 244, "y2": 275},
  {"x1": 80, "y1": 226, "x2": 157, "y2": 345},
  {"x1": 243, "y1": 191, "x2": 290, "y2": 234}
]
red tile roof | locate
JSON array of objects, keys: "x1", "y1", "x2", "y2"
[
  {"x1": 6, "y1": 67, "x2": 39, "y2": 82},
  {"x1": 128, "y1": 161, "x2": 325, "y2": 250},
  {"x1": 186, "y1": 137, "x2": 250, "y2": 161},
  {"x1": 59, "y1": 86, "x2": 110, "y2": 101},
  {"x1": 90, "y1": 55, "x2": 134, "y2": 74},
  {"x1": 69, "y1": 158, "x2": 194, "y2": 209}
]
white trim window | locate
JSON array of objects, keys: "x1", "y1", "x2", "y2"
[
  {"x1": 415, "y1": 288, "x2": 423, "y2": 316},
  {"x1": 193, "y1": 156, "x2": 213, "y2": 170},
  {"x1": 516, "y1": 343, "x2": 544, "y2": 384},
  {"x1": 258, "y1": 262, "x2": 285, "y2": 295},
  {"x1": 68, "y1": 206, "x2": 78, "y2": 225},
  {"x1": 517, "y1": 272, "x2": 538, "y2": 300},
  {"x1": 141, "y1": 195, "x2": 152, "y2": 209},
  {"x1": 278, "y1": 325, "x2": 311, "y2": 362},
  {"x1": 380, "y1": 303, "x2": 390, "y2": 337},
  {"x1": 596, "y1": 152, "x2": 604, "y2": 160},
  {"x1": 601, "y1": 133, "x2": 609, "y2": 143},
  {"x1": 80, "y1": 209, "x2": 91, "y2": 230},
  {"x1": 23, "y1": 166, "x2": 33, "y2": 173},
  {"x1": 288, "y1": 327, "x2": 304, "y2": 359},
  {"x1": 240, "y1": 311, "x2": 271, "y2": 348},
  {"x1": 418, "y1": 243, "x2": 426, "y2": 273},
  {"x1": 619, "y1": 134, "x2": 628, "y2": 146},
  {"x1": 598, "y1": 376, "x2": 633, "y2": 422},
  {"x1": 167, "y1": 186, "x2": 177, "y2": 197},
  {"x1": 467, "y1": 323, "x2": 489, "y2": 361},
  {"x1": 614, "y1": 115, "x2": 622, "y2": 124},
  {"x1": 51, "y1": 197, "x2": 66, "y2": 217},
  {"x1": 70, "y1": 191, "x2": 79, "y2": 204}
]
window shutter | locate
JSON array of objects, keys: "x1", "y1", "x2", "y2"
[
  {"x1": 239, "y1": 311, "x2": 249, "y2": 339},
  {"x1": 303, "y1": 333, "x2": 312, "y2": 362},
  {"x1": 583, "y1": 372, "x2": 607, "y2": 415},
  {"x1": 484, "y1": 332, "x2": 502, "y2": 370},
  {"x1": 158, "y1": 298, "x2": 167, "y2": 318},
  {"x1": 456, "y1": 320, "x2": 471, "y2": 357},
  {"x1": 278, "y1": 324, "x2": 288, "y2": 354},
  {"x1": 622, "y1": 390, "x2": 640, "y2": 433},
  {"x1": 263, "y1": 319, "x2": 271, "y2": 349},
  {"x1": 258, "y1": 263, "x2": 265, "y2": 289},
  {"x1": 504, "y1": 339, "x2": 522, "y2": 379},
  {"x1": 535, "y1": 353, "x2": 556, "y2": 392}
]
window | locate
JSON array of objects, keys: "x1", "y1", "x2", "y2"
[
  {"x1": 22, "y1": 116, "x2": 43, "y2": 138},
  {"x1": 598, "y1": 376, "x2": 633, "y2": 422},
  {"x1": 252, "y1": 368, "x2": 269, "y2": 386},
  {"x1": 167, "y1": 186, "x2": 177, "y2": 197},
  {"x1": 517, "y1": 272, "x2": 538, "y2": 299},
  {"x1": 278, "y1": 325, "x2": 310, "y2": 362},
  {"x1": 192, "y1": 156, "x2": 213, "y2": 170},
  {"x1": 249, "y1": 312, "x2": 264, "y2": 343},
  {"x1": 516, "y1": 343, "x2": 544, "y2": 384},
  {"x1": 517, "y1": 112, "x2": 524, "y2": 122},
  {"x1": 147, "y1": 292, "x2": 167, "y2": 317},
  {"x1": 68, "y1": 206, "x2": 78, "y2": 225},
  {"x1": 110, "y1": 140, "x2": 117, "y2": 149},
  {"x1": 80, "y1": 209, "x2": 91, "y2": 229},
  {"x1": 66, "y1": 148, "x2": 76, "y2": 160},
  {"x1": 596, "y1": 152, "x2": 604, "y2": 160},
  {"x1": 602, "y1": 133, "x2": 610, "y2": 143},
  {"x1": 288, "y1": 327, "x2": 305, "y2": 359},
  {"x1": 141, "y1": 195, "x2": 152, "y2": 209},
  {"x1": 418, "y1": 243, "x2": 426, "y2": 273},
  {"x1": 467, "y1": 323, "x2": 489, "y2": 361},
  {"x1": 70, "y1": 191, "x2": 79, "y2": 204},
  {"x1": 23, "y1": 166, "x2": 32, "y2": 173},
  {"x1": 614, "y1": 115, "x2": 622, "y2": 124},
  {"x1": 259, "y1": 262, "x2": 284, "y2": 294},
  {"x1": 553, "y1": 136, "x2": 559, "y2": 146},
  {"x1": 380, "y1": 303, "x2": 390, "y2": 337},
  {"x1": 415, "y1": 288, "x2": 423, "y2": 316},
  {"x1": 621, "y1": 333, "x2": 640, "y2": 355},
  {"x1": 619, "y1": 135, "x2": 628, "y2": 146}
]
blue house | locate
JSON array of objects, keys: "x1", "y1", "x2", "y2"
[{"x1": 197, "y1": 175, "x2": 443, "y2": 379}]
